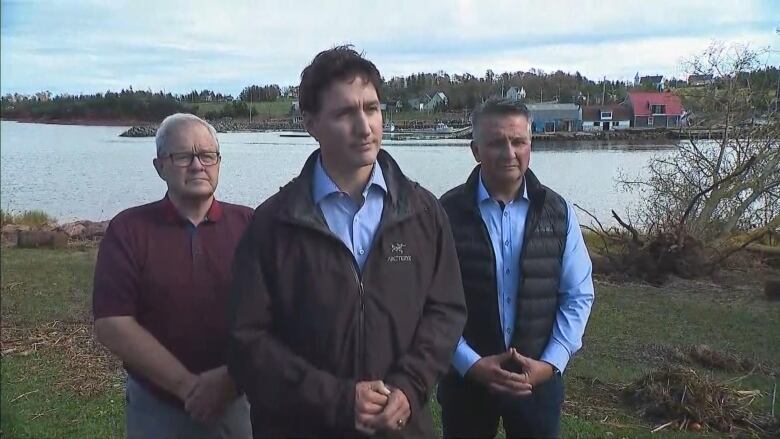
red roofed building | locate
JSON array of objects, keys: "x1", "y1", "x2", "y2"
[{"x1": 626, "y1": 91, "x2": 684, "y2": 128}]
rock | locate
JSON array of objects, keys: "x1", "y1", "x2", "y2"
[
  {"x1": 17, "y1": 230, "x2": 68, "y2": 249},
  {"x1": 60, "y1": 222, "x2": 87, "y2": 238},
  {"x1": 765, "y1": 278, "x2": 780, "y2": 301},
  {"x1": 57, "y1": 220, "x2": 108, "y2": 240},
  {"x1": 82, "y1": 220, "x2": 109, "y2": 239},
  {"x1": 119, "y1": 125, "x2": 157, "y2": 137},
  {"x1": 1, "y1": 224, "x2": 31, "y2": 246}
]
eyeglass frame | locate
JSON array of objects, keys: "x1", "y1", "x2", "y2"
[{"x1": 162, "y1": 151, "x2": 222, "y2": 168}]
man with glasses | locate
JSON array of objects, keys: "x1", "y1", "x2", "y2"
[{"x1": 93, "y1": 113, "x2": 252, "y2": 438}]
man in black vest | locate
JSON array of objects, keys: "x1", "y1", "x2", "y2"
[{"x1": 438, "y1": 98, "x2": 595, "y2": 438}]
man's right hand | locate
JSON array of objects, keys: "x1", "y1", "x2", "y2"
[
  {"x1": 466, "y1": 350, "x2": 533, "y2": 397},
  {"x1": 354, "y1": 380, "x2": 391, "y2": 435}
]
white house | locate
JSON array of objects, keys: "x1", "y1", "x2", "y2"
[
  {"x1": 423, "y1": 92, "x2": 448, "y2": 111},
  {"x1": 581, "y1": 104, "x2": 632, "y2": 131},
  {"x1": 506, "y1": 86, "x2": 526, "y2": 101}
]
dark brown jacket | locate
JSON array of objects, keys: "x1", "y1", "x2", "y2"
[{"x1": 228, "y1": 150, "x2": 467, "y2": 438}]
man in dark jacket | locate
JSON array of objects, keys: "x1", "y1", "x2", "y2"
[
  {"x1": 438, "y1": 99, "x2": 595, "y2": 438},
  {"x1": 228, "y1": 45, "x2": 467, "y2": 438}
]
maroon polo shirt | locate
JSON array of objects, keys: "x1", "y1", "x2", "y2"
[{"x1": 92, "y1": 195, "x2": 252, "y2": 404}]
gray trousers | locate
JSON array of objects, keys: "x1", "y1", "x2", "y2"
[{"x1": 126, "y1": 375, "x2": 252, "y2": 439}]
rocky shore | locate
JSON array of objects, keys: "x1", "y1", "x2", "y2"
[{"x1": 2, "y1": 220, "x2": 109, "y2": 249}]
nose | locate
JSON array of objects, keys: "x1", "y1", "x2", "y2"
[
  {"x1": 188, "y1": 154, "x2": 206, "y2": 171},
  {"x1": 355, "y1": 110, "x2": 372, "y2": 138},
  {"x1": 498, "y1": 140, "x2": 514, "y2": 159}
]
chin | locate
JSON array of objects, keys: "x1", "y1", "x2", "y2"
[
  {"x1": 182, "y1": 188, "x2": 215, "y2": 200},
  {"x1": 354, "y1": 149, "x2": 379, "y2": 166}
]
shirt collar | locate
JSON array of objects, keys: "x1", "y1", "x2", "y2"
[
  {"x1": 312, "y1": 154, "x2": 387, "y2": 205},
  {"x1": 476, "y1": 170, "x2": 529, "y2": 205},
  {"x1": 160, "y1": 193, "x2": 223, "y2": 224}
]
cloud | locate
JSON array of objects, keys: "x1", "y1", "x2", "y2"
[{"x1": 1, "y1": 0, "x2": 778, "y2": 94}]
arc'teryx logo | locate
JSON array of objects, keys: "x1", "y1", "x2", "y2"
[{"x1": 387, "y1": 242, "x2": 412, "y2": 262}]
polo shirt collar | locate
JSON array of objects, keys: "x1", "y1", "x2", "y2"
[{"x1": 160, "y1": 194, "x2": 223, "y2": 224}]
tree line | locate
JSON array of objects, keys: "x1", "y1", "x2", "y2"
[{"x1": 2, "y1": 66, "x2": 777, "y2": 122}]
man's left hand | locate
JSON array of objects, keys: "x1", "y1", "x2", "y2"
[
  {"x1": 184, "y1": 366, "x2": 237, "y2": 424},
  {"x1": 372, "y1": 386, "x2": 411, "y2": 431},
  {"x1": 510, "y1": 349, "x2": 556, "y2": 387}
]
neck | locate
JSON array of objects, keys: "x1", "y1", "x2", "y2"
[
  {"x1": 482, "y1": 173, "x2": 524, "y2": 204},
  {"x1": 168, "y1": 192, "x2": 214, "y2": 226},
  {"x1": 321, "y1": 156, "x2": 374, "y2": 204}
]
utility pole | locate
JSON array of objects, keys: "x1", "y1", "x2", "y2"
[{"x1": 601, "y1": 76, "x2": 606, "y2": 104}]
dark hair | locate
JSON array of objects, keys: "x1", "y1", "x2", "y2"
[
  {"x1": 471, "y1": 98, "x2": 531, "y2": 134},
  {"x1": 298, "y1": 45, "x2": 382, "y2": 114}
]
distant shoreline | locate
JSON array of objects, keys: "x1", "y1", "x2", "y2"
[
  {"x1": 2, "y1": 117, "x2": 714, "y2": 142},
  {"x1": 1, "y1": 117, "x2": 144, "y2": 127}
]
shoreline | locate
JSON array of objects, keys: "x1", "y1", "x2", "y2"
[
  {"x1": 2, "y1": 117, "x2": 714, "y2": 142},
  {"x1": 1, "y1": 117, "x2": 149, "y2": 127}
]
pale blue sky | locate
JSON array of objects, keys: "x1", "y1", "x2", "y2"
[{"x1": 1, "y1": 0, "x2": 778, "y2": 95}]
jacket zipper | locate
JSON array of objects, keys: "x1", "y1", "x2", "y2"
[{"x1": 349, "y1": 262, "x2": 366, "y2": 378}]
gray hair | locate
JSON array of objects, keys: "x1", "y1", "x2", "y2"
[
  {"x1": 155, "y1": 113, "x2": 219, "y2": 157},
  {"x1": 471, "y1": 98, "x2": 532, "y2": 142}
]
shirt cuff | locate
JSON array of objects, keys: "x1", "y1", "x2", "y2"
[
  {"x1": 540, "y1": 340, "x2": 571, "y2": 373},
  {"x1": 452, "y1": 339, "x2": 482, "y2": 377}
]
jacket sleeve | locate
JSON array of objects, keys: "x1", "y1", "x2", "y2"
[
  {"x1": 227, "y1": 218, "x2": 356, "y2": 431},
  {"x1": 384, "y1": 199, "x2": 467, "y2": 420}
]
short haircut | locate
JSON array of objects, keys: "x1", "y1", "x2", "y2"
[
  {"x1": 298, "y1": 45, "x2": 382, "y2": 114},
  {"x1": 155, "y1": 113, "x2": 219, "y2": 157},
  {"x1": 471, "y1": 98, "x2": 532, "y2": 142}
]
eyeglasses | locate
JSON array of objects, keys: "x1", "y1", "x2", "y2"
[{"x1": 165, "y1": 152, "x2": 221, "y2": 167}]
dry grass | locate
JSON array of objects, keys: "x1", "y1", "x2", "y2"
[
  {"x1": 623, "y1": 366, "x2": 779, "y2": 436},
  {"x1": 1, "y1": 209, "x2": 57, "y2": 228},
  {"x1": 644, "y1": 344, "x2": 777, "y2": 376},
  {"x1": 1, "y1": 321, "x2": 122, "y2": 397}
]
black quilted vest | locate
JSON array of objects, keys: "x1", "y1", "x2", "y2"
[{"x1": 440, "y1": 166, "x2": 568, "y2": 359}]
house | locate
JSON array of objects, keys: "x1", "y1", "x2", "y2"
[
  {"x1": 626, "y1": 91, "x2": 684, "y2": 128},
  {"x1": 423, "y1": 92, "x2": 448, "y2": 111},
  {"x1": 581, "y1": 104, "x2": 632, "y2": 131},
  {"x1": 526, "y1": 103, "x2": 581, "y2": 133},
  {"x1": 506, "y1": 86, "x2": 526, "y2": 101},
  {"x1": 406, "y1": 97, "x2": 425, "y2": 111},
  {"x1": 687, "y1": 74, "x2": 714, "y2": 86},
  {"x1": 640, "y1": 75, "x2": 664, "y2": 91}
]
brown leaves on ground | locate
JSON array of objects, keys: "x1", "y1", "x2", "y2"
[{"x1": 1, "y1": 321, "x2": 122, "y2": 397}]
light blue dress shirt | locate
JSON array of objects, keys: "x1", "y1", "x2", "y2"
[
  {"x1": 311, "y1": 155, "x2": 387, "y2": 271},
  {"x1": 452, "y1": 172, "x2": 594, "y2": 376}
]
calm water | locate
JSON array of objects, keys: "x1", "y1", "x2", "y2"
[{"x1": 0, "y1": 121, "x2": 675, "y2": 223}]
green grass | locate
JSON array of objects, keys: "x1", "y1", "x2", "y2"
[
  {"x1": 1, "y1": 247, "x2": 778, "y2": 437},
  {"x1": 188, "y1": 100, "x2": 294, "y2": 119},
  {"x1": 1, "y1": 352, "x2": 124, "y2": 439},
  {"x1": 1, "y1": 248, "x2": 96, "y2": 325},
  {"x1": 0, "y1": 209, "x2": 57, "y2": 228}
]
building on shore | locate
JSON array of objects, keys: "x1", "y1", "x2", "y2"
[
  {"x1": 626, "y1": 91, "x2": 684, "y2": 128},
  {"x1": 526, "y1": 103, "x2": 581, "y2": 133},
  {"x1": 581, "y1": 104, "x2": 632, "y2": 131}
]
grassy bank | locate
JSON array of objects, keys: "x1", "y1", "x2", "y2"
[
  {"x1": 1, "y1": 209, "x2": 57, "y2": 228},
  {"x1": 1, "y1": 247, "x2": 778, "y2": 438}
]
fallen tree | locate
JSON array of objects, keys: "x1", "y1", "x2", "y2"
[{"x1": 584, "y1": 43, "x2": 779, "y2": 284}]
